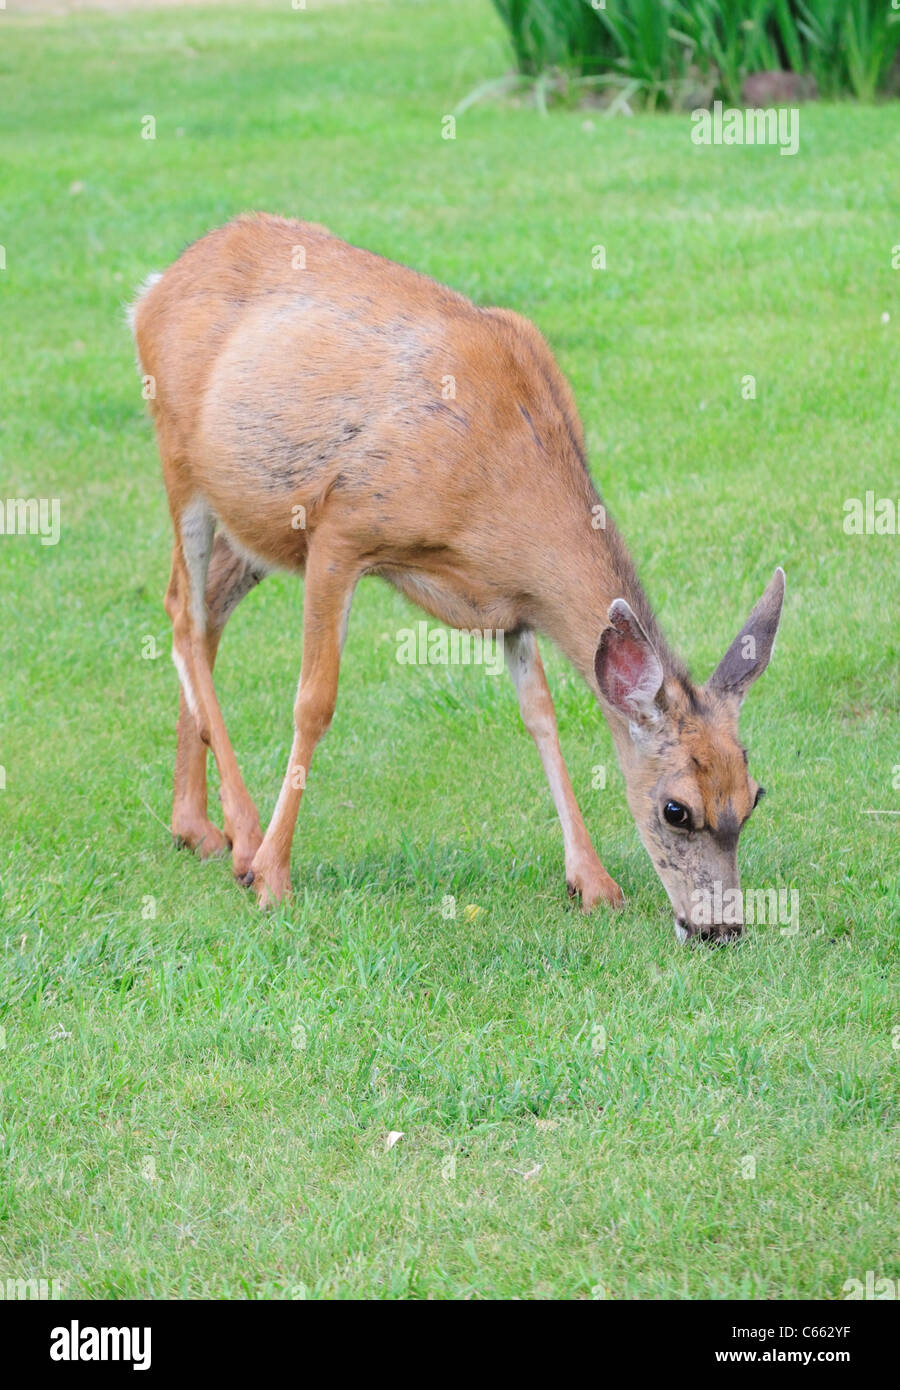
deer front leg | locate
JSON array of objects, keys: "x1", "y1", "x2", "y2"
[
  {"x1": 244, "y1": 543, "x2": 359, "y2": 908},
  {"x1": 506, "y1": 629, "x2": 624, "y2": 912}
]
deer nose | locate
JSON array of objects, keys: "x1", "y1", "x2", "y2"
[
  {"x1": 698, "y1": 923, "x2": 743, "y2": 945},
  {"x1": 674, "y1": 915, "x2": 743, "y2": 945}
]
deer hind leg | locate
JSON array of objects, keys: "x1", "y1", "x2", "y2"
[
  {"x1": 506, "y1": 629, "x2": 624, "y2": 912},
  {"x1": 170, "y1": 531, "x2": 265, "y2": 863},
  {"x1": 244, "y1": 538, "x2": 359, "y2": 909},
  {"x1": 164, "y1": 501, "x2": 264, "y2": 878}
]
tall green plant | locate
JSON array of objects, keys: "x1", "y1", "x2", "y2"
[
  {"x1": 792, "y1": 0, "x2": 900, "y2": 101},
  {"x1": 596, "y1": 0, "x2": 694, "y2": 108},
  {"x1": 489, "y1": 0, "x2": 611, "y2": 75},
  {"x1": 677, "y1": 0, "x2": 784, "y2": 104},
  {"x1": 487, "y1": 0, "x2": 900, "y2": 106}
]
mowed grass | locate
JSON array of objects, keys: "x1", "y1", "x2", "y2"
[{"x1": 1, "y1": 0, "x2": 899, "y2": 1299}]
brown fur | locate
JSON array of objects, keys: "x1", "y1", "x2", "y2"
[{"x1": 132, "y1": 214, "x2": 783, "y2": 933}]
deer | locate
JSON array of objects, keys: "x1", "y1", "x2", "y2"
[{"x1": 129, "y1": 213, "x2": 785, "y2": 942}]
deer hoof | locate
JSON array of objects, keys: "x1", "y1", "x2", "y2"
[
  {"x1": 172, "y1": 819, "x2": 229, "y2": 859},
  {"x1": 246, "y1": 852, "x2": 292, "y2": 909},
  {"x1": 567, "y1": 867, "x2": 624, "y2": 913}
]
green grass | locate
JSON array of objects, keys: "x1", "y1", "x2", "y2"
[{"x1": 1, "y1": 0, "x2": 898, "y2": 1299}]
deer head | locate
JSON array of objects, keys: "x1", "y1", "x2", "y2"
[{"x1": 595, "y1": 568, "x2": 785, "y2": 942}]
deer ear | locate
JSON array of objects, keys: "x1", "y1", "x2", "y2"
[
  {"x1": 708, "y1": 567, "x2": 785, "y2": 706},
  {"x1": 594, "y1": 598, "x2": 665, "y2": 722}
]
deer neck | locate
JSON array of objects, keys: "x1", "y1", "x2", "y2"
[{"x1": 525, "y1": 483, "x2": 685, "y2": 707}]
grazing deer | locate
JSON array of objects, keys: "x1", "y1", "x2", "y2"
[{"x1": 130, "y1": 214, "x2": 784, "y2": 940}]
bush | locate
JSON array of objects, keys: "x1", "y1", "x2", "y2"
[{"x1": 489, "y1": 0, "x2": 900, "y2": 105}]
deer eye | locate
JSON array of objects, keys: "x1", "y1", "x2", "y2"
[{"x1": 663, "y1": 800, "x2": 692, "y2": 830}]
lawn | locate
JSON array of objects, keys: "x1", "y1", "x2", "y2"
[{"x1": 0, "y1": 0, "x2": 898, "y2": 1299}]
